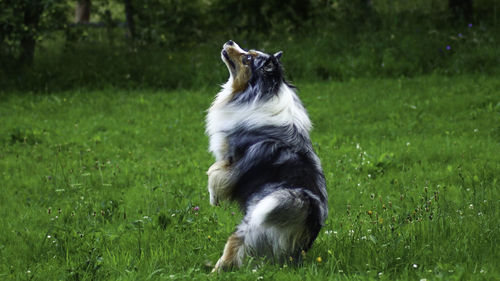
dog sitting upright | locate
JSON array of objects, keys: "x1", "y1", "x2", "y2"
[{"x1": 205, "y1": 40, "x2": 328, "y2": 272}]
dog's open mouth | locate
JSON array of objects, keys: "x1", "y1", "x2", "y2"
[{"x1": 222, "y1": 50, "x2": 236, "y2": 70}]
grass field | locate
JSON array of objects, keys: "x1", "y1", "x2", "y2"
[{"x1": 0, "y1": 75, "x2": 499, "y2": 280}]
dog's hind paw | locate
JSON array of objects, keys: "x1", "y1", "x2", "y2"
[{"x1": 211, "y1": 257, "x2": 233, "y2": 273}]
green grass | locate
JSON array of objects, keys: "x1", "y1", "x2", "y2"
[{"x1": 0, "y1": 75, "x2": 499, "y2": 280}]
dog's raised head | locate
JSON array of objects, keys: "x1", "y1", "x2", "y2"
[{"x1": 221, "y1": 40, "x2": 284, "y2": 99}]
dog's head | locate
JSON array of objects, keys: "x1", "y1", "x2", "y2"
[{"x1": 221, "y1": 40, "x2": 284, "y2": 98}]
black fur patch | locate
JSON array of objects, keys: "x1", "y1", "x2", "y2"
[{"x1": 225, "y1": 124, "x2": 327, "y2": 239}]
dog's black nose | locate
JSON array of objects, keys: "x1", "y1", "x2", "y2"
[{"x1": 226, "y1": 40, "x2": 234, "y2": 46}]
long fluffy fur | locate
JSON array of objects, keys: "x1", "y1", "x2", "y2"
[{"x1": 206, "y1": 41, "x2": 328, "y2": 272}]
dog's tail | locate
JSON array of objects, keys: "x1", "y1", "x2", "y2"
[{"x1": 238, "y1": 186, "x2": 325, "y2": 261}]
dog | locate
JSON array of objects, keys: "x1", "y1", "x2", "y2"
[{"x1": 205, "y1": 40, "x2": 328, "y2": 272}]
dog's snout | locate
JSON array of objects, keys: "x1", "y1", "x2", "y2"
[{"x1": 226, "y1": 40, "x2": 234, "y2": 46}]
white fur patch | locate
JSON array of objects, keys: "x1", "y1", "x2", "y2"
[
  {"x1": 206, "y1": 81, "x2": 312, "y2": 161},
  {"x1": 239, "y1": 192, "x2": 309, "y2": 258},
  {"x1": 248, "y1": 195, "x2": 279, "y2": 227}
]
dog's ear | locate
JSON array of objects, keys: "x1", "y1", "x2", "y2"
[{"x1": 273, "y1": 51, "x2": 283, "y2": 61}]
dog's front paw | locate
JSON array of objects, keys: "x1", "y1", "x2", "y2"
[
  {"x1": 208, "y1": 167, "x2": 220, "y2": 206},
  {"x1": 209, "y1": 189, "x2": 219, "y2": 206},
  {"x1": 207, "y1": 160, "x2": 228, "y2": 175},
  {"x1": 207, "y1": 160, "x2": 231, "y2": 206}
]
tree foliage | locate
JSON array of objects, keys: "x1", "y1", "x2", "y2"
[
  {"x1": 0, "y1": 0, "x2": 498, "y2": 72},
  {"x1": 130, "y1": 0, "x2": 206, "y2": 45},
  {"x1": 0, "y1": 0, "x2": 69, "y2": 66}
]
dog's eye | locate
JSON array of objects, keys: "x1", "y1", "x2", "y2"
[
  {"x1": 242, "y1": 55, "x2": 252, "y2": 64},
  {"x1": 263, "y1": 62, "x2": 274, "y2": 72}
]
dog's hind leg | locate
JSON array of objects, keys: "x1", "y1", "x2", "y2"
[
  {"x1": 240, "y1": 188, "x2": 322, "y2": 262},
  {"x1": 212, "y1": 232, "x2": 245, "y2": 273}
]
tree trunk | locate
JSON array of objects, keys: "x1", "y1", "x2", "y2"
[
  {"x1": 19, "y1": 0, "x2": 44, "y2": 66},
  {"x1": 449, "y1": 0, "x2": 473, "y2": 22},
  {"x1": 75, "y1": 0, "x2": 91, "y2": 23},
  {"x1": 19, "y1": 36, "x2": 36, "y2": 66},
  {"x1": 124, "y1": 0, "x2": 136, "y2": 39}
]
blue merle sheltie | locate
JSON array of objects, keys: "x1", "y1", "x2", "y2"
[{"x1": 205, "y1": 40, "x2": 328, "y2": 272}]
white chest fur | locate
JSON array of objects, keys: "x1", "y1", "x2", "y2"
[{"x1": 205, "y1": 80, "x2": 312, "y2": 161}]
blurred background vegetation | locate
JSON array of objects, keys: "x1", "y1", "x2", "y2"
[{"x1": 1, "y1": 0, "x2": 499, "y2": 92}]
